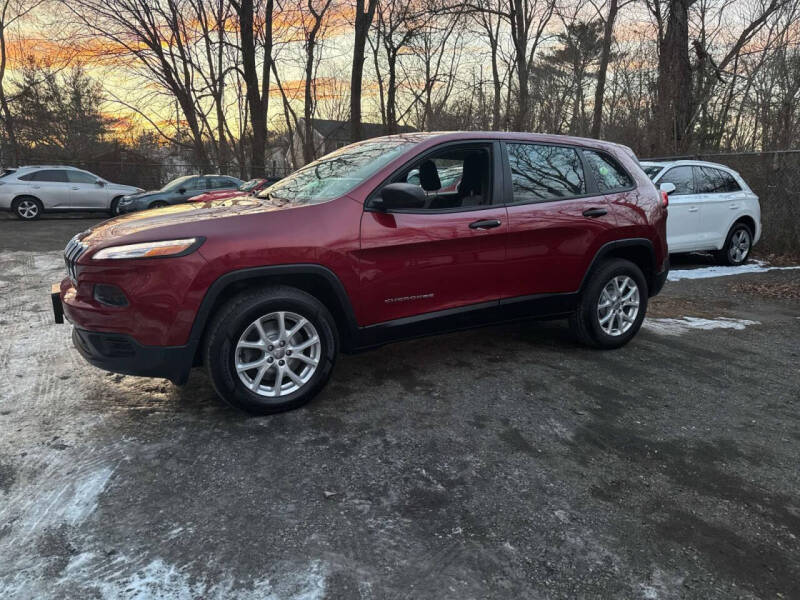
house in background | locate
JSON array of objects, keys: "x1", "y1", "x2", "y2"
[
  {"x1": 288, "y1": 118, "x2": 416, "y2": 169},
  {"x1": 265, "y1": 145, "x2": 290, "y2": 177}
]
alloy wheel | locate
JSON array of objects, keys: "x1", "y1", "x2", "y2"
[
  {"x1": 597, "y1": 275, "x2": 640, "y2": 336},
  {"x1": 728, "y1": 229, "x2": 750, "y2": 264},
  {"x1": 234, "y1": 311, "x2": 321, "y2": 397},
  {"x1": 17, "y1": 199, "x2": 39, "y2": 219}
]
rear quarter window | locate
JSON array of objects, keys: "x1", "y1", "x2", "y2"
[{"x1": 583, "y1": 150, "x2": 633, "y2": 192}]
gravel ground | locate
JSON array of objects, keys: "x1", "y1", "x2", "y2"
[{"x1": 0, "y1": 217, "x2": 799, "y2": 599}]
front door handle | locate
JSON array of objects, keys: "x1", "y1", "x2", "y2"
[
  {"x1": 582, "y1": 207, "x2": 607, "y2": 218},
  {"x1": 469, "y1": 219, "x2": 502, "y2": 230},
  {"x1": 688, "y1": 206, "x2": 699, "y2": 213}
]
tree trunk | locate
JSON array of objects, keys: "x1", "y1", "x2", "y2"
[
  {"x1": 0, "y1": 23, "x2": 18, "y2": 166},
  {"x1": 386, "y1": 50, "x2": 398, "y2": 134},
  {"x1": 350, "y1": 0, "x2": 378, "y2": 141},
  {"x1": 655, "y1": 0, "x2": 693, "y2": 154},
  {"x1": 236, "y1": 0, "x2": 269, "y2": 176},
  {"x1": 591, "y1": 0, "x2": 618, "y2": 138}
]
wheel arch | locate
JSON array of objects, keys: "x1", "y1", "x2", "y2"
[
  {"x1": 12, "y1": 193, "x2": 43, "y2": 205},
  {"x1": 581, "y1": 239, "x2": 658, "y2": 296},
  {"x1": 731, "y1": 214, "x2": 756, "y2": 238},
  {"x1": 188, "y1": 264, "x2": 359, "y2": 365}
]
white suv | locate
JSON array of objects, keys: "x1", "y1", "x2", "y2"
[
  {"x1": 0, "y1": 165, "x2": 143, "y2": 220},
  {"x1": 641, "y1": 160, "x2": 761, "y2": 265}
]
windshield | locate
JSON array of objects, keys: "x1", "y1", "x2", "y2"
[
  {"x1": 641, "y1": 165, "x2": 664, "y2": 180},
  {"x1": 162, "y1": 175, "x2": 193, "y2": 192},
  {"x1": 239, "y1": 179, "x2": 262, "y2": 192},
  {"x1": 259, "y1": 139, "x2": 418, "y2": 204}
]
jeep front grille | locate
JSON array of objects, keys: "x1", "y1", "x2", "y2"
[{"x1": 64, "y1": 235, "x2": 88, "y2": 283}]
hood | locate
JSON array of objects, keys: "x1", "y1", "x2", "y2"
[
  {"x1": 80, "y1": 196, "x2": 289, "y2": 247},
  {"x1": 109, "y1": 183, "x2": 142, "y2": 192},
  {"x1": 123, "y1": 189, "x2": 160, "y2": 201}
]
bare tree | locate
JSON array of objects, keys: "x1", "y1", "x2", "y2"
[
  {"x1": 230, "y1": 0, "x2": 274, "y2": 175},
  {"x1": 0, "y1": 0, "x2": 45, "y2": 166},
  {"x1": 350, "y1": 0, "x2": 379, "y2": 141}
]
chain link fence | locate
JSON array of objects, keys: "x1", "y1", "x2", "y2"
[{"x1": 646, "y1": 150, "x2": 800, "y2": 255}]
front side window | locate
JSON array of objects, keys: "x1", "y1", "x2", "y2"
[
  {"x1": 67, "y1": 170, "x2": 98, "y2": 184},
  {"x1": 659, "y1": 166, "x2": 694, "y2": 195},
  {"x1": 261, "y1": 139, "x2": 418, "y2": 205},
  {"x1": 694, "y1": 167, "x2": 741, "y2": 194},
  {"x1": 506, "y1": 143, "x2": 585, "y2": 203},
  {"x1": 391, "y1": 144, "x2": 492, "y2": 210},
  {"x1": 584, "y1": 150, "x2": 633, "y2": 193}
]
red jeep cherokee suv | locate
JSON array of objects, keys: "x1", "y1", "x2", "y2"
[{"x1": 53, "y1": 132, "x2": 668, "y2": 414}]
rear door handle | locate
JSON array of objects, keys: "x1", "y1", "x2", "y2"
[
  {"x1": 582, "y1": 207, "x2": 607, "y2": 218},
  {"x1": 688, "y1": 207, "x2": 699, "y2": 213},
  {"x1": 469, "y1": 219, "x2": 501, "y2": 230}
]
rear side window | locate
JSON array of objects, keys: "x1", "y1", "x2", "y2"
[
  {"x1": 694, "y1": 167, "x2": 741, "y2": 193},
  {"x1": 19, "y1": 169, "x2": 69, "y2": 182},
  {"x1": 659, "y1": 166, "x2": 694, "y2": 195},
  {"x1": 583, "y1": 150, "x2": 633, "y2": 192},
  {"x1": 66, "y1": 171, "x2": 97, "y2": 184},
  {"x1": 206, "y1": 177, "x2": 236, "y2": 190},
  {"x1": 506, "y1": 143, "x2": 585, "y2": 203}
]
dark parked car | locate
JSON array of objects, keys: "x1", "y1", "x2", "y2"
[
  {"x1": 117, "y1": 174, "x2": 243, "y2": 213},
  {"x1": 187, "y1": 176, "x2": 282, "y2": 203},
  {"x1": 53, "y1": 132, "x2": 668, "y2": 415}
]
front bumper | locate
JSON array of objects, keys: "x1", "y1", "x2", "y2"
[
  {"x1": 52, "y1": 286, "x2": 193, "y2": 383},
  {"x1": 71, "y1": 328, "x2": 194, "y2": 384}
]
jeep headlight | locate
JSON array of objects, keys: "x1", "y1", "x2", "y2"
[{"x1": 92, "y1": 238, "x2": 202, "y2": 260}]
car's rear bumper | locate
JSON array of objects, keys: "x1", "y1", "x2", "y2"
[
  {"x1": 71, "y1": 328, "x2": 193, "y2": 384},
  {"x1": 650, "y1": 258, "x2": 669, "y2": 297}
]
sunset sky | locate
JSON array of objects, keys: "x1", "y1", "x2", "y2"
[{"x1": 3, "y1": 0, "x2": 775, "y2": 143}]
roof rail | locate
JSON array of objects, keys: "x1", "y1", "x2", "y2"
[{"x1": 18, "y1": 164, "x2": 81, "y2": 170}]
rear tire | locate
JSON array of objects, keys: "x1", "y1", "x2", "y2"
[
  {"x1": 569, "y1": 258, "x2": 648, "y2": 349},
  {"x1": 12, "y1": 196, "x2": 43, "y2": 220},
  {"x1": 715, "y1": 222, "x2": 752, "y2": 266},
  {"x1": 203, "y1": 286, "x2": 338, "y2": 415}
]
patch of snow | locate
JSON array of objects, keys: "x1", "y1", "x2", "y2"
[
  {"x1": 58, "y1": 554, "x2": 327, "y2": 600},
  {"x1": 644, "y1": 316, "x2": 759, "y2": 336},
  {"x1": 667, "y1": 260, "x2": 800, "y2": 282}
]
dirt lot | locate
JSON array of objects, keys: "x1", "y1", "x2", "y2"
[{"x1": 1, "y1": 217, "x2": 799, "y2": 599}]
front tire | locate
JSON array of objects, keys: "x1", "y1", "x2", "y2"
[
  {"x1": 570, "y1": 258, "x2": 648, "y2": 349},
  {"x1": 715, "y1": 223, "x2": 752, "y2": 266},
  {"x1": 149, "y1": 201, "x2": 169, "y2": 210},
  {"x1": 12, "y1": 196, "x2": 43, "y2": 220},
  {"x1": 203, "y1": 286, "x2": 338, "y2": 415},
  {"x1": 110, "y1": 196, "x2": 124, "y2": 216}
]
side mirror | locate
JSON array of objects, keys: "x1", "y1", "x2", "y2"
[
  {"x1": 95, "y1": 179, "x2": 105, "y2": 186},
  {"x1": 378, "y1": 183, "x2": 426, "y2": 210},
  {"x1": 659, "y1": 182, "x2": 676, "y2": 195},
  {"x1": 178, "y1": 187, "x2": 186, "y2": 194}
]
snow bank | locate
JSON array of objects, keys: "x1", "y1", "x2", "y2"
[
  {"x1": 644, "y1": 316, "x2": 759, "y2": 336},
  {"x1": 667, "y1": 260, "x2": 800, "y2": 282}
]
